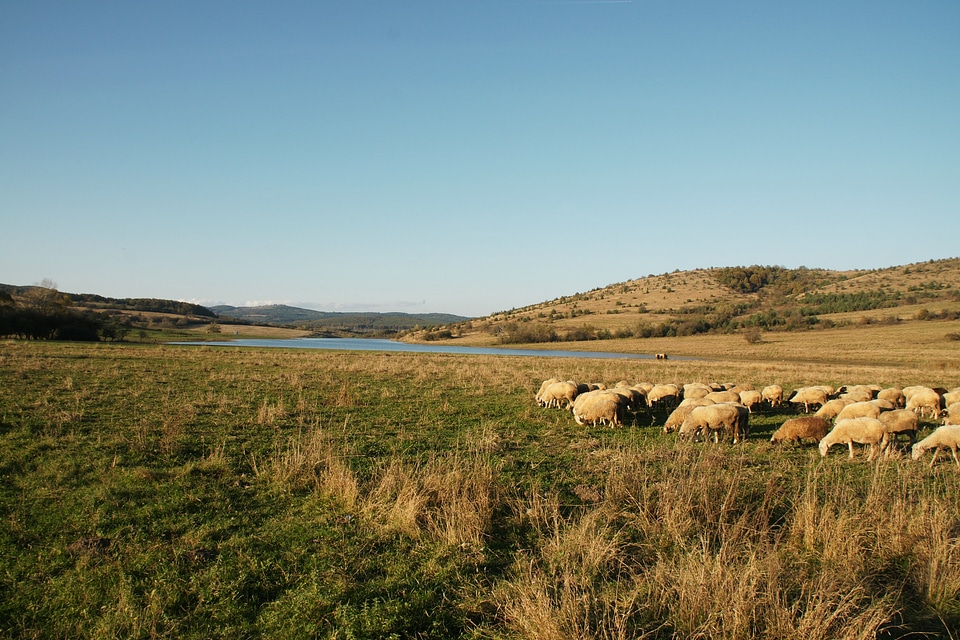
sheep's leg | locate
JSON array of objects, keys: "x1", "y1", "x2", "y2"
[
  {"x1": 848, "y1": 441, "x2": 855, "y2": 459},
  {"x1": 929, "y1": 448, "x2": 939, "y2": 468},
  {"x1": 951, "y1": 446, "x2": 959, "y2": 468}
]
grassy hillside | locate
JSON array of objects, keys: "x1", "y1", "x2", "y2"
[{"x1": 405, "y1": 258, "x2": 960, "y2": 347}]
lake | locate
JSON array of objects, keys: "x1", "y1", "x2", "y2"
[{"x1": 170, "y1": 337, "x2": 677, "y2": 360}]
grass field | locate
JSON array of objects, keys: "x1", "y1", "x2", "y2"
[{"x1": 2, "y1": 338, "x2": 959, "y2": 639}]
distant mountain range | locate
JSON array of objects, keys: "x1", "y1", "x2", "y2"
[{"x1": 211, "y1": 304, "x2": 468, "y2": 331}]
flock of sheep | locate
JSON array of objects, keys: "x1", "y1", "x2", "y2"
[{"x1": 535, "y1": 378, "x2": 960, "y2": 467}]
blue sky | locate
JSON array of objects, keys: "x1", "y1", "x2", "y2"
[{"x1": 2, "y1": 1, "x2": 958, "y2": 318}]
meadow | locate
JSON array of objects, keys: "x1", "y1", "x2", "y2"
[{"x1": 1, "y1": 339, "x2": 959, "y2": 639}]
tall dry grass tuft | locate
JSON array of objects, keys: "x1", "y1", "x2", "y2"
[
  {"x1": 496, "y1": 499, "x2": 637, "y2": 640},
  {"x1": 363, "y1": 453, "x2": 500, "y2": 548},
  {"x1": 490, "y1": 445, "x2": 960, "y2": 639},
  {"x1": 260, "y1": 423, "x2": 359, "y2": 510}
]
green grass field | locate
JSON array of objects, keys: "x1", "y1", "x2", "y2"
[{"x1": 1, "y1": 340, "x2": 958, "y2": 639}]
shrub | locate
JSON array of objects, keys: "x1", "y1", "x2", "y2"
[{"x1": 743, "y1": 327, "x2": 763, "y2": 344}]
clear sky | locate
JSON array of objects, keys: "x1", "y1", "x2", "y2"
[{"x1": 2, "y1": 1, "x2": 958, "y2": 318}]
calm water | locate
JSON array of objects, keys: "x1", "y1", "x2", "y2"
[{"x1": 170, "y1": 337, "x2": 677, "y2": 361}]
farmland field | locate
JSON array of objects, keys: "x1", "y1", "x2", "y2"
[{"x1": 1, "y1": 338, "x2": 959, "y2": 639}]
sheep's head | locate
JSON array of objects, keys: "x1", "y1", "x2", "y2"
[
  {"x1": 911, "y1": 442, "x2": 924, "y2": 461},
  {"x1": 818, "y1": 440, "x2": 829, "y2": 457}
]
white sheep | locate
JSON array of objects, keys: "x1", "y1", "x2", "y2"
[
  {"x1": 682, "y1": 383, "x2": 713, "y2": 400},
  {"x1": 704, "y1": 390, "x2": 740, "y2": 404},
  {"x1": 535, "y1": 378, "x2": 561, "y2": 406},
  {"x1": 814, "y1": 398, "x2": 854, "y2": 421},
  {"x1": 834, "y1": 401, "x2": 882, "y2": 423},
  {"x1": 663, "y1": 398, "x2": 715, "y2": 433},
  {"x1": 788, "y1": 387, "x2": 829, "y2": 413},
  {"x1": 818, "y1": 417, "x2": 889, "y2": 461},
  {"x1": 761, "y1": 384, "x2": 784, "y2": 408},
  {"x1": 905, "y1": 387, "x2": 942, "y2": 420},
  {"x1": 678, "y1": 403, "x2": 748, "y2": 444},
  {"x1": 878, "y1": 409, "x2": 919, "y2": 453},
  {"x1": 572, "y1": 390, "x2": 624, "y2": 427},
  {"x1": 647, "y1": 384, "x2": 681, "y2": 409},
  {"x1": 941, "y1": 390, "x2": 960, "y2": 409},
  {"x1": 538, "y1": 380, "x2": 579, "y2": 410},
  {"x1": 839, "y1": 386, "x2": 875, "y2": 403},
  {"x1": 877, "y1": 387, "x2": 905, "y2": 408},
  {"x1": 738, "y1": 389, "x2": 763, "y2": 413},
  {"x1": 770, "y1": 416, "x2": 830, "y2": 446},
  {"x1": 911, "y1": 425, "x2": 960, "y2": 468},
  {"x1": 942, "y1": 402, "x2": 960, "y2": 426}
]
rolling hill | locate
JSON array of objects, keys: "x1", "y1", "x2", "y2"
[
  {"x1": 211, "y1": 304, "x2": 468, "y2": 334},
  {"x1": 404, "y1": 258, "x2": 960, "y2": 345}
]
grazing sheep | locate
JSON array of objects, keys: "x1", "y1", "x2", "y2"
[
  {"x1": 761, "y1": 384, "x2": 784, "y2": 408},
  {"x1": 814, "y1": 398, "x2": 854, "y2": 421},
  {"x1": 634, "y1": 382, "x2": 654, "y2": 394},
  {"x1": 878, "y1": 409, "x2": 920, "y2": 453},
  {"x1": 727, "y1": 383, "x2": 755, "y2": 394},
  {"x1": 678, "y1": 403, "x2": 746, "y2": 443},
  {"x1": 868, "y1": 398, "x2": 896, "y2": 412},
  {"x1": 818, "y1": 417, "x2": 889, "y2": 461},
  {"x1": 788, "y1": 387, "x2": 829, "y2": 413},
  {"x1": 811, "y1": 385, "x2": 837, "y2": 398},
  {"x1": 572, "y1": 390, "x2": 624, "y2": 427},
  {"x1": 705, "y1": 390, "x2": 740, "y2": 404},
  {"x1": 941, "y1": 391, "x2": 960, "y2": 408},
  {"x1": 535, "y1": 378, "x2": 561, "y2": 406},
  {"x1": 647, "y1": 384, "x2": 681, "y2": 409},
  {"x1": 834, "y1": 401, "x2": 882, "y2": 423},
  {"x1": 770, "y1": 416, "x2": 830, "y2": 446},
  {"x1": 609, "y1": 386, "x2": 645, "y2": 412},
  {"x1": 539, "y1": 380, "x2": 580, "y2": 410},
  {"x1": 839, "y1": 386, "x2": 875, "y2": 403},
  {"x1": 877, "y1": 387, "x2": 905, "y2": 408},
  {"x1": 942, "y1": 402, "x2": 960, "y2": 426},
  {"x1": 682, "y1": 383, "x2": 713, "y2": 400},
  {"x1": 911, "y1": 424, "x2": 960, "y2": 468},
  {"x1": 664, "y1": 398, "x2": 715, "y2": 433},
  {"x1": 905, "y1": 387, "x2": 942, "y2": 420},
  {"x1": 739, "y1": 389, "x2": 763, "y2": 413}
]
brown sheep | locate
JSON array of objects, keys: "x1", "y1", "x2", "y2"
[{"x1": 770, "y1": 416, "x2": 830, "y2": 446}]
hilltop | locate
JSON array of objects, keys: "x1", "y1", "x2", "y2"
[{"x1": 403, "y1": 258, "x2": 960, "y2": 345}]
